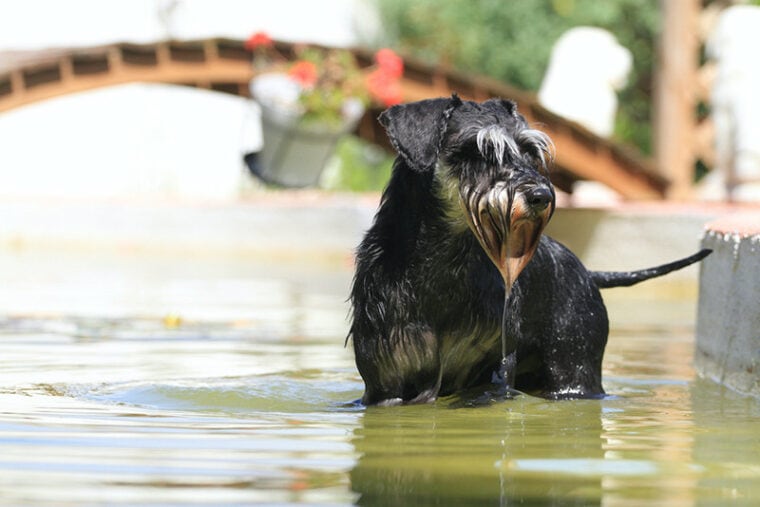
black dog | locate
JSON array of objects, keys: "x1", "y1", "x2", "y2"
[{"x1": 348, "y1": 95, "x2": 709, "y2": 406}]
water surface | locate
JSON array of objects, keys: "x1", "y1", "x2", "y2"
[{"x1": 0, "y1": 252, "x2": 758, "y2": 506}]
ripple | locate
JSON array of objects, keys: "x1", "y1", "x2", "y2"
[{"x1": 64, "y1": 374, "x2": 364, "y2": 415}]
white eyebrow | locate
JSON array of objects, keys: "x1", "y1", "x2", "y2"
[{"x1": 476, "y1": 125, "x2": 519, "y2": 165}]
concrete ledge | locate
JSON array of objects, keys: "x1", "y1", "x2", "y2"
[
  {"x1": 546, "y1": 203, "x2": 715, "y2": 280},
  {"x1": 0, "y1": 193, "x2": 377, "y2": 265},
  {"x1": 0, "y1": 195, "x2": 718, "y2": 274},
  {"x1": 695, "y1": 211, "x2": 760, "y2": 397}
]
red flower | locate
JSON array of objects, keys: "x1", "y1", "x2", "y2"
[
  {"x1": 289, "y1": 60, "x2": 319, "y2": 88},
  {"x1": 366, "y1": 68, "x2": 403, "y2": 107},
  {"x1": 374, "y1": 48, "x2": 404, "y2": 79},
  {"x1": 245, "y1": 31, "x2": 273, "y2": 50}
]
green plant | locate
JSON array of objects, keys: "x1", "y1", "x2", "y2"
[{"x1": 322, "y1": 136, "x2": 395, "y2": 192}]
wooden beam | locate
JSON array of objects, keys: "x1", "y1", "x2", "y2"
[
  {"x1": 544, "y1": 124, "x2": 664, "y2": 199},
  {"x1": 0, "y1": 44, "x2": 254, "y2": 113},
  {"x1": 654, "y1": 0, "x2": 700, "y2": 199}
]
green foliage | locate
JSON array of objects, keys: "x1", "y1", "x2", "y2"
[
  {"x1": 375, "y1": 0, "x2": 660, "y2": 153},
  {"x1": 322, "y1": 136, "x2": 394, "y2": 192}
]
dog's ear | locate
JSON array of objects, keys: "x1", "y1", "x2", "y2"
[
  {"x1": 487, "y1": 98, "x2": 525, "y2": 122},
  {"x1": 496, "y1": 98, "x2": 517, "y2": 115},
  {"x1": 378, "y1": 95, "x2": 462, "y2": 172}
]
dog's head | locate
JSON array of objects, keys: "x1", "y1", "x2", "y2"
[{"x1": 379, "y1": 95, "x2": 555, "y2": 292}]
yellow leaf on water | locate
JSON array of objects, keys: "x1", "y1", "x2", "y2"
[{"x1": 163, "y1": 314, "x2": 182, "y2": 328}]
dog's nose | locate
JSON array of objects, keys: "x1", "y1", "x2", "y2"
[{"x1": 525, "y1": 186, "x2": 553, "y2": 211}]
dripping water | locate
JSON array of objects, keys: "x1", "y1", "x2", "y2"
[{"x1": 494, "y1": 286, "x2": 518, "y2": 397}]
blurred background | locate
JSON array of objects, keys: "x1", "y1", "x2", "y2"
[{"x1": 2, "y1": 0, "x2": 760, "y2": 203}]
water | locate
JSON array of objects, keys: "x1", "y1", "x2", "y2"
[{"x1": 0, "y1": 251, "x2": 758, "y2": 506}]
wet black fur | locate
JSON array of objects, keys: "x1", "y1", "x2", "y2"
[{"x1": 348, "y1": 96, "x2": 709, "y2": 406}]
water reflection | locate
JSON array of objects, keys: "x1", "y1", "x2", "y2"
[
  {"x1": 691, "y1": 378, "x2": 760, "y2": 506},
  {"x1": 348, "y1": 327, "x2": 760, "y2": 506},
  {"x1": 350, "y1": 397, "x2": 604, "y2": 506}
]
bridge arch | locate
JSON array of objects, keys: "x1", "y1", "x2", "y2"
[{"x1": 0, "y1": 38, "x2": 667, "y2": 198}]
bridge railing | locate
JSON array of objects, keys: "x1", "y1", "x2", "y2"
[{"x1": 0, "y1": 38, "x2": 667, "y2": 199}]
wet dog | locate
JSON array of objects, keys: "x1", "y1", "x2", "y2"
[{"x1": 348, "y1": 96, "x2": 709, "y2": 406}]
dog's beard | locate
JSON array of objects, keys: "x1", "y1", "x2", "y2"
[{"x1": 461, "y1": 183, "x2": 552, "y2": 293}]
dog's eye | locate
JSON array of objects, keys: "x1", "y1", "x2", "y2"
[
  {"x1": 518, "y1": 149, "x2": 549, "y2": 175},
  {"x1": 516, "y1": 129, "x2": 554, "y2": 173}
]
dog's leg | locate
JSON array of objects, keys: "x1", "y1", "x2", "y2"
[
  {"x1": 509, "y1": 237, "x2": 608, "y2": 399},
  {"x1": 536, "y1": 329, "x2": 606, "y2": 400},
  {"x1": 354, "y1": 326, "x2": 441, "y2": 405}
]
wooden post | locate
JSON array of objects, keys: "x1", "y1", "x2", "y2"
[{"x1": 654, "y1": 0, "x2": 700, "y2": 199}]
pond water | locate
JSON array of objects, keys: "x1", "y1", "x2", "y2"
[{"x1": 0, "y1": 251, "x2": 758, "y2": 506}]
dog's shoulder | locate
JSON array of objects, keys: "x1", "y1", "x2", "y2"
[
  {"x1": 356, "y1": 161, "x2": 438, "y2": 264},
  {"x1": 520, "y1": 236, "x2": 594, "y2": 287},
  {"x1": 534, "y1": 235, "x2": 582, "y2": 263}
]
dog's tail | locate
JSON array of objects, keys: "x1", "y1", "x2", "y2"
[{"x1": 591, "y1": 249, "x2": 711, "y2": 289}]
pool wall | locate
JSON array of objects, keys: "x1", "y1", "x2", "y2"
[
  {"x1": 0, "y1": 195, "x2": 718, "y2": 272},
  {"x1": 695, "y1": 212, "x2": 760, "y2": 397},
  {"x1": 0, "y1": 194, "x2": 749, "y2": 327}
]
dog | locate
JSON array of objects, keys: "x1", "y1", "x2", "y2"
[{"x1": 348, "y1": 96, "x2": 710, "y2": 406}]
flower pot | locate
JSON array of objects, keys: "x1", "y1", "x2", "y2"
[
  {"x1": 249, "y1": 74, "x2": 364, "y2": 188},
  {"x1": 255, "y1": 103, "x2": 361, "y2": 188}
]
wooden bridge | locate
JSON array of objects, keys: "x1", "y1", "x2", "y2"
[{"x1": 0, "y1": 38, "x2": 667, "y2": 199}]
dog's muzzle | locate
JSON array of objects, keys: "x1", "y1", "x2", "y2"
[{"x1": 462, "y1": 182, "x2": 554, "y2": 292}]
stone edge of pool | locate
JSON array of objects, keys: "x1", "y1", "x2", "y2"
[
  {"x1": 0, "y1": 194, "x2": 743, "y2": 270},
  {"x1": 695, "y1": 211, "x2": 760, "y2": 398}
]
